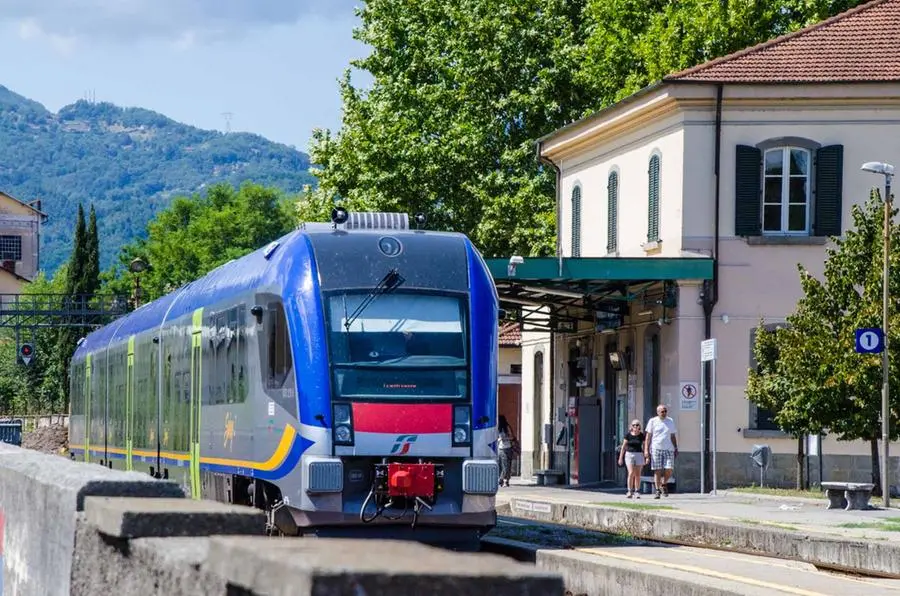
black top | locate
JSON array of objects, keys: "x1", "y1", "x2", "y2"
[{"x1": 624, "y1": 432, "x2": 645, "y2": 452}]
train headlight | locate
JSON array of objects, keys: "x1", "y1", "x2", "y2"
[
  {"x1": 335, "y1": 425, "x2": 352, "y2": 444},
  {"x1": 452, "y1": 404, "x2": 472, "y2": 447},
  {"x1": 332, "y1": 402, "x2": 354, "y2": 446}
]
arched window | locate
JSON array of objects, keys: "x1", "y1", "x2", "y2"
[
  {"x1": 607, "y1": 171, "x2": 618, "y2": 253},
  {"x1": 571, "y1": 185, "x2": 582, "y2": 257},
  {"x1": 648, "y1": 154, "x2": 660, "y2": 242}
]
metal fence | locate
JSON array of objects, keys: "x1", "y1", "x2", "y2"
[{"x1": 0, "y1": 414, "x2": 68, "y2": 432}]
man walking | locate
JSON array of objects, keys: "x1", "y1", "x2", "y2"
[{"x1": 643, "y1": 404, "x2": 677, "y2": 499}]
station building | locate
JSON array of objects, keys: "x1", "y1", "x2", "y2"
[{"x1": 488, "y1": 0, "x2": 900, "y2": 491}]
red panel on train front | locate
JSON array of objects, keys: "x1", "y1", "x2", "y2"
[{"x1": 352, "y1": 403, "x2": 452, "y2": 434}]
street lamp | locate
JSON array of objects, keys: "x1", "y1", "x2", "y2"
[
  {"x1": 862, "y1": 160, "x2": 895, "y2": 507},
  {"x1": 129, "y1": 257, "x2": 148, "y2": 309}
]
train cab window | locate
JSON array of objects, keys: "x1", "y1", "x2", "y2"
[{"x1": 266, "y1": 301, "x2": 292, "y2": 389}]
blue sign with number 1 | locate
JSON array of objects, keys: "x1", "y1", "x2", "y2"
[{"x1": 856, "y1": 328, "x2": 885, "y2": 354}]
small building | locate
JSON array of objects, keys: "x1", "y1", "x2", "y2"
[
  {"x1": 0, "y1": 191, "x2": 46, "y2": 293},
  {"x1": 492, "y1": 0, "x2": 900, "y2": 490}
]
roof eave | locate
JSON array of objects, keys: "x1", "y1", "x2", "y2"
[{"x1": 535, "y1": 80, "x2": 671, "y2": 155}]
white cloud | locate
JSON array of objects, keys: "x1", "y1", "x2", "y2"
[
  {"x1": 17, "y1": 18, "x2": 78, "y2": 56},
  {"x1": 5, "y1": 0, "x2": 359, "y2": 45}
]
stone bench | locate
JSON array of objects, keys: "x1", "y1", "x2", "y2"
[
  {"x1": 821, "y1": 482, "x2": 875, "y2": 510},
  {"x1": 640, "y1": 475, "x2": 676, "y2": 495},
  {"x1": 535, "y1": 469, "x2": 565, "y2": 486}
]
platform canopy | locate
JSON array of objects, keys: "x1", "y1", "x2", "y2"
[{"x1": 485, "y1": 256, "x2": 714, "y2": 332}]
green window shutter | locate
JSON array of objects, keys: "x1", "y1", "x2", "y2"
[
  {"x1": 648, "y1": 155, "x2": 660, "y2": 242},
  {"x1": 571, "y1": 186, "x2": 582, "y2": 257},
  {"x1": 607, "y1": 172, "x2": 618, "y2": 253},
  {"x1": 814, "y1": 144, "x2": 844, "y2": 237},
  {"x1": 735, "y1": 145, "x2": 762, "y2": 236}
]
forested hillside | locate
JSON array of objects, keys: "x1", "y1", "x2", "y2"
[{"x1": 0, "y1": 85, "x2": 314, "y2": 273}]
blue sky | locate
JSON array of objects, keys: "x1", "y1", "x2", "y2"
[{"x1": 0, "y1": 0, "x2": 369, "y2": 153}]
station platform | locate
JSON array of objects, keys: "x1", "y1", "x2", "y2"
[
  {"x1": 490, "y1": 479, "x2": 900, "y2": 594},
  {"x1": 497, "y1": 478, "x2": 900, "y2": 545}
]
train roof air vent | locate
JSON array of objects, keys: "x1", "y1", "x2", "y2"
[{"x1": 341, "y1": 211, "x2": 409, "y2": 231}]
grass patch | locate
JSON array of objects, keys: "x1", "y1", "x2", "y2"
[
  {"x1": 488, "y1": 523, "x2": 628, "y2": 549},
  {"x1": 736, "y1": 517, "x2": 799, "y2": 531},
  {"x1": 590, "y1": 501, "x2": 675, "y2": 511},
  {"x1": 836, "y1": 521, "x2": 900, "y2": 532},
  {"x1": 729, "y1": 486, "x2": 824, "y2": 500}
]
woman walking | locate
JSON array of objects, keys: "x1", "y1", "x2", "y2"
[
  {"x1": 618, "y1": 419, "x2": 646, "y2": 498},
  {"x1": 498, "y1": 415, "x2": 516, "y2": 487}
]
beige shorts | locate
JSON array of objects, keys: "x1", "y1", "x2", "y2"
[{"x1": 624, "y1": 451, "x2": 645, "y2": 467}]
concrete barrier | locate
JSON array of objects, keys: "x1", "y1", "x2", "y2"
[
  {"x1": 0, "y1": 443, "x2": 565, "y2": 595},
  {"x1": 501, "y1": 497, "x2": 900, "y2": 578},
  {"x1": 0, "y1": 442, "x2": 185, "y2": 595}
]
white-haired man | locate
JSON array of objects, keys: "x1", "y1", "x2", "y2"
[{"x1": 643, "y1": 404, "x2": 677, "y2": 499}]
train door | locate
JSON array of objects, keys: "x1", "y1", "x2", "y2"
[
  {"x1": 85, "y1": 354, "x2": 92, "y2": 464},
  {"x1": 189, "y1": 308, "x2": 204, "y2": 499},
  {"x1": 126, "y1": 337, "x2": 135, "y2": 471}
]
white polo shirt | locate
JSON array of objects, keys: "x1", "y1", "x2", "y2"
[{"x1": 645, "y1": 416, "x2": 677, "y2": 451}]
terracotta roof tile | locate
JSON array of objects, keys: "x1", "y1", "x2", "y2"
[
  {"x1": 666, "y1": 0, "x2": 900, "y2": 83},
  {"x1": 498, "y1": 322, "x2": 521, "y2": 347}
]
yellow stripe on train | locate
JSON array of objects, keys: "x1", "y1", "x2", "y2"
[{"x1": 69, "y1": 424, "x2": 297, "y2": 472}]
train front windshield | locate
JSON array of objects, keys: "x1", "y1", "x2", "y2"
[{"x1": 327, "y1": 292, "x2": 469, "y2": 400}]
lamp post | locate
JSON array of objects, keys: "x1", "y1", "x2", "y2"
[
  {"x1": 129, "y1": 257, "x2": 148, "y2": 309},
  {"x1": 862, "y1": 161, "x2": 895, "y2": 507}
]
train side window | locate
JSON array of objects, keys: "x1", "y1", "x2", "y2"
[{"x1": 267, "y1": 301, "x2": 292, "y2": 389}]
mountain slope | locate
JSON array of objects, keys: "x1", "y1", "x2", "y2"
[{"x1": 0, "y1": 85, "x2": 314, "y2": 274}]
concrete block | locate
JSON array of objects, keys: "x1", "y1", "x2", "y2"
[
  {"x1": 203, "y1": 536, "x2": 566, "y2": 595},
  {"x1": 70, "y1": 518, "x2": 223, "y2": 596},
  {"x1": 0, "y1": 442, "x2": 184, "y2": 596},
  {"x1": 84, "y1": 496, "x2": 266, "y2": 538}
]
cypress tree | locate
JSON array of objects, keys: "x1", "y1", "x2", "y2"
[
  {"x1": 85, "y1": 204, "x2": 100, "y2": 296},
  {"x1": 66, "y1": 204, "x2": 87, "y2": 297}
]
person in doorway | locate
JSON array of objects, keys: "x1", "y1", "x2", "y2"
[
  {"x1": 498, "y1": 415, "x2": 517, "y2": 487},
  {"x1": 643, "y1": 404, "x2": 677, "y2": 499},
  {"x1": 618, "y1": 419, "x2": 646, "y2": 498}
]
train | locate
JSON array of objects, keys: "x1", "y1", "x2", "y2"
[{"x1": 67, "y1": 209, "x2": 501, "y2": 550}]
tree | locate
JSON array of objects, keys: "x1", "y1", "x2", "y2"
[
  {"x1": 747, "y1": 190, "x2": 900, "y2": 496},
  {"x1": 305, "y1": 0, "x2": 591, "y2": 258},
  {"x1": 104, "y1": 182, "x2": 296, "y2": 303},
  {"x1": 85, "y1": 204, "x2": 100, "y2": 297}
]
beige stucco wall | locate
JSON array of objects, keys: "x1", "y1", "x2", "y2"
[
  {"x1": 498, "y1": 346, "x2": 521, "y2": 376},
  {"x1": 557, "y1": 113, "x2": 686, "y2": 258},
  {"x1": 519, "y1": 320, "x2": 552, "y2": 478},
  {"x1": 536, "y1": 82, "x2": 900, "y2": 480}
]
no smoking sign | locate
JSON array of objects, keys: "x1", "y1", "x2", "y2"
[{"x1": 679, "y1": 381, "x2": 698, "y2": 411}]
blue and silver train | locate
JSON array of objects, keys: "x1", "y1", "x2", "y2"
[{"x1": 67, "y1": 209, "x2": 501, "y2": 549}]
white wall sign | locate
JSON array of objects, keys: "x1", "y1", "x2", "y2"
[
  {"x1": 679, "y1": 381, "x2": 699, "y2": 411},
  {"x1": 701, "y1": 338, "x2": 717, "y2": 362}
]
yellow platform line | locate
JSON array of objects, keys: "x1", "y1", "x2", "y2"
[
  {"x1": 672, "y1": 546, "x2": 900, "y2": 591},
  {"x1": 576, "y1": 547, "x2": 827, "y2": 596}
]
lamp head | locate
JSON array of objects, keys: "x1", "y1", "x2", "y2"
[{"x1": 861, "y1": 161, "x2": 896, "y2": 177}]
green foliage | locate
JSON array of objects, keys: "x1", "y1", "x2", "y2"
[
  {"x1": 309, "y1": 0, "x2": 870, "y2": 256},
  {"x1": 0, "y1": 85, "x2": 314, "y2": 275},
  {"x1": 307, "y1": 0, "x2": 590, "y2": 258},
  {"x1": 747, "y1": 189, "x2": 900, "y2": 492},
  {"x1": 104, "y1": 182, "x2": 297, "y2": 303}
]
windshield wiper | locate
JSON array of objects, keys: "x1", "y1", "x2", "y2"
[{"x1": 343, "y1": 268, "x2": 405, "y2": 331}]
